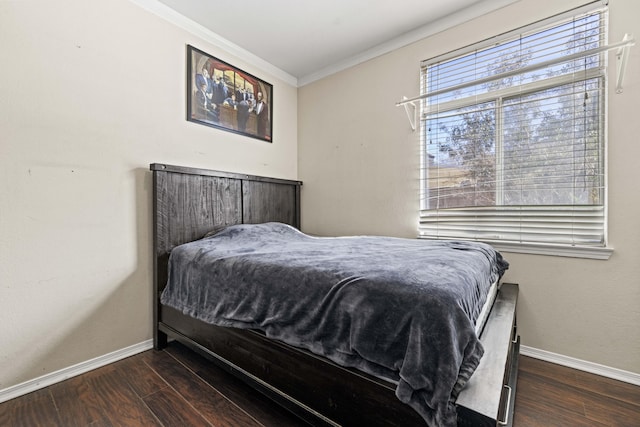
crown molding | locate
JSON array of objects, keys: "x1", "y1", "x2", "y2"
[
  {"x1": 129, "y1": 0, "x2": 519, "y2": 88},
  {"x1": 128, "y1": 0, "x2": 299, "y2": 87},
  {"x1": 297, "y1": 0, "x2": 519, "y2": 86}
]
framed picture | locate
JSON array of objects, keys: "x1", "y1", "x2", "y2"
[{"x1": 186, "y1": 45, "x2": 273, "y2": 142}]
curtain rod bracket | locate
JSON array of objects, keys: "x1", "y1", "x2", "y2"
[
  {"x1": 400, "y1": 97, "x2": 417, "y2": 131},
  {"x1": 616, "y1": 33, "x2": 634, "y2": 94}
]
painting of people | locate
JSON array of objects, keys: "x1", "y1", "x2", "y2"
[{"x1": 187, "y1": 45, "x2": 273, "y2": 142}]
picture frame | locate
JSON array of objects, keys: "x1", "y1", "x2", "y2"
[{"x1": 186, "y1": 45, "x2": 273, "y2": 142}]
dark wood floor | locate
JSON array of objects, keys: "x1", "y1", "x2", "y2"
[{"x1": 1, "y1": 342, "x2": 639, "y2": 426}]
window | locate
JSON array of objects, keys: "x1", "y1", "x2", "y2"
[{"x1": 419, "y1": 7, "x2": 612, "y2": 258}]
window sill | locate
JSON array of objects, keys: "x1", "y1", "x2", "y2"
[
  {"x1": 489, "y1": 242, "x2": 613, "y2": 260},
  {"x1": 418, "y1": 237, "x2": 613, "y2": 260}
]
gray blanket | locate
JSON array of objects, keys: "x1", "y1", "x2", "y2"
[{"x1": 161, "y1": 222, "x2": 508, "y2": 426}]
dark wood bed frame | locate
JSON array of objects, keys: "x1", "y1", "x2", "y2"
[{"x1": 151, "y1": 163, "x2": 520, "y2": 426}]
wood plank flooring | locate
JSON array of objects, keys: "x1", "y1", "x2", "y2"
[
  {"x1": 1, "y1": 342, "x2": 638, "y2": 426},
  {"x1": 514, "y1": 356, "x2": 640, "y2": 426}
]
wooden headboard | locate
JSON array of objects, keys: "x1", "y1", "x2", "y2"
[{"x1": 150, "y1": 163, "x2": 302, "y2": 342}]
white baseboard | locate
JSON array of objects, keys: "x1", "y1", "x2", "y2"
[
  {"x1": 0, "y1": 340, "x2": 154, "y2": 404},
  {"x1": 521, "y1": 345, "x2": 640, "y2": 386},
  {"x1": 2, "y1": 341, "x2": 638, "y2": 405}
]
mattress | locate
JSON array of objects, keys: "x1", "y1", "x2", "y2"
[{"x1": 475, "y1": 279, "x2": 499, "y2": 336}]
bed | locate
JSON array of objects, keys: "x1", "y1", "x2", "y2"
[{"x1": 151, "y1": 163, "x2": 520, "y2": 426}]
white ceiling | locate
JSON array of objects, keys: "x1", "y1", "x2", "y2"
[{"x1": 147, "y1": 0, "x2": 518, "y2": 86}]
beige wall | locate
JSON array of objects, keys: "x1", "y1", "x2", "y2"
[
  {"x1": 299, "y1": 0, "x2": 640, "y2": 374},
  {"x1": 0, "y1": 0, "x2": 298, "y2": 390},
  {"x1": 1, "y1": 0, "x2": 638, "y2": 396}
]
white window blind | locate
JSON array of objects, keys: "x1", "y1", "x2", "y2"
[{"x1": 420, "y1": 7, "x2": 608, "y2": 248}]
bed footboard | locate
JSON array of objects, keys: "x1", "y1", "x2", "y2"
[
  {"x1": 457, "y1": 283, "x2": 519, "y2": 426},
  {"x1": 157, "y1": 284, "x2": 518, "y2": 426}
]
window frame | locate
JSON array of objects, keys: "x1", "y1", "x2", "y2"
[{"x1": 418, "y1": 5, "x2": 613, "y2": 260}]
